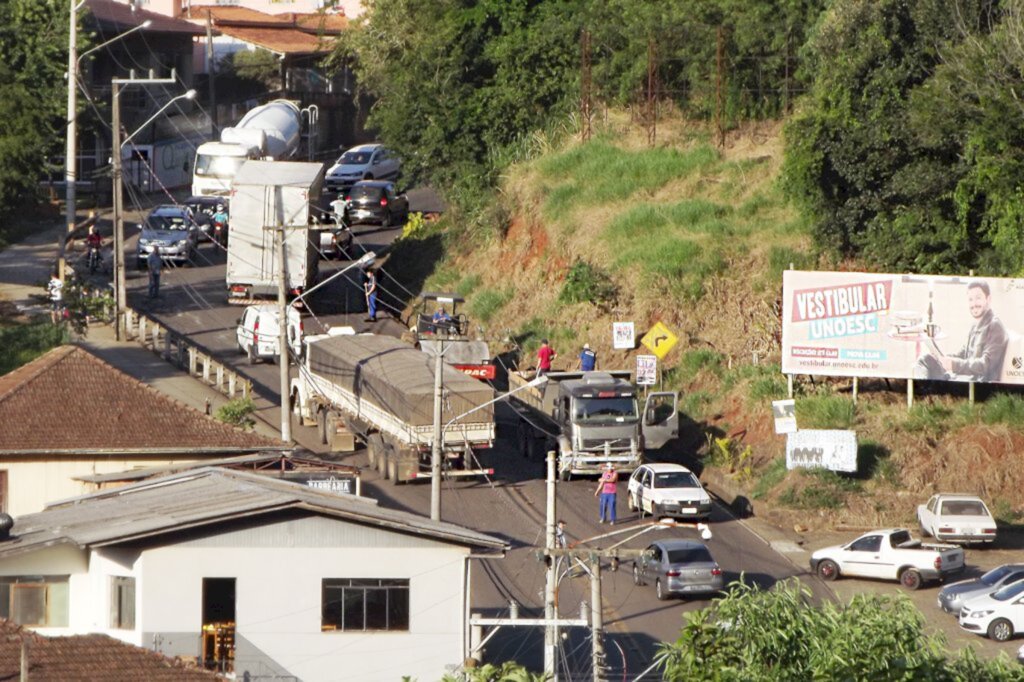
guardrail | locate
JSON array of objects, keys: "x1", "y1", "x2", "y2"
[{"x1": 123, "y1": 308, "x2": 252, "y2": 400}]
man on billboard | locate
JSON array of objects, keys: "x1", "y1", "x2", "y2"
[{"x1": 914, "y1": 281, "x2": 1008, "y2": 382}]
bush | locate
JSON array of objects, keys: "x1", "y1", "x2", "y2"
[
  {"x1": 779, "y1": 469, "x2": 861, "y2": 510},
  {"x1": 680, "y1": 390, "x2": 713, "y2": 421},
  {"x1": 0, "y1": 321, "x2": 68, "y2": 375},
  {"x1": 796, "y1": 395, "x2": 855, "y2": 429},
  {"x1": 558, "y1": 260, "x2": 617, "y2": 306},
  {"x1": 677, "y1": 348, "x2": 726, "y2": 382},
  {"x1": 752, "y1": 457, "x2": 788, "y2": 499},
  {"x1": 467, "y1": 287, "x2": 513, "y2": 324},
  {"x1": 215, "y1": 397, "x2": 256, "y2": 429},
  {"x1": 981, "y1": 393, "x2": 1024, "y2": 427}
]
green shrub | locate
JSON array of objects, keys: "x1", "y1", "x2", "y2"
[
  {"x1": 780, "y1": 469, "x2": 861, "y2": 510},
  {"x1": 215, "y1": 397, "x2": 256, "y2": 429},
  {"x1": 457, "y1": 273, "x2": 482, "y2": 296},
  {"x1": 980, "y1": 393, "x2": 1024, "y2": 427},
  {"x1": 747, "y1": 372, "x2": 788, "y2": 402},
  {"x1": 797, "y1": 395, "x2": 855, "y2": 429},
  {"x1": 681, "y1": 390, "x2": 713, "y2": 420},
  {"x1": 558, "y1": 260, "x2": 617, "y2": 306},
  {"x1": 0, "y1": 321, "x2": 68, "y2": 375},
  {"x1": 467, "y1": 287, "x2": 512, "y2": 324},
  {"x1": 768, "y1": 245, "x2": 814, "y2": 279},
  {"x1": 678, "y1": 348, "x2": 726, "y2": 382},
  {"x1": 903, "y1": 403, "x2": 955, "y2": 434}
]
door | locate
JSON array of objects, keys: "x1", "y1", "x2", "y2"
[
  {"x1": 842, "y1": 535, "x2": 887, "y2": 578},
  {"x1": 641, "y1": 392, "x2": 679, "y2": 450},
  {"x1": 201, "y1": 577, "x2": 236, "y2": 673},
  {"x1": 640, "y1": 469, "x2": 654, "y2": 513},
  {"x1": 641, "y1": 544, "x2": 661, "y2": 582}
]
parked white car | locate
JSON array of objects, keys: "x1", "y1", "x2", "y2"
[
  {"x1": 810, "y1": 528, "x2": 965, "y2": 590},
  {"x1": 917, "y1": 493, "x2": 997, "y2": 544},
  {"x1": 236, "y1": 304, "x2": 303, "y2": 363},
  {"x1": 626, "y1": 463, "x2": 713, "y2": 520},
  {"x1": 958, "y1": 578, "x2": 1024, "y2": 641},
  {"x1": 324, "y1": 143, "x2": 401, "y2": 192}
]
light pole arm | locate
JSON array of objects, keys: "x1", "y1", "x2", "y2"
[
  {"x1": 120, "y1": 89, "x2": 196, "y2": 149},
  {"x1": 443, "y1": 375, "x2": 548, "y2": 430},
  {"x1": 290, "y1": 251, "x2": 375, "y2": 308},
  {"x1": 76, "y1": 20, "x2": 152, "y2": 71}
]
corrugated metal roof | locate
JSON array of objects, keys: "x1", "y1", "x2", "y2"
[
  {"x1": 73, "y1": 452, "x2": 358, "y2": 483},
  {"x1": 234, "y1": 160, "x2": 326, "y2": 187},
  {"x1": 0, "y1": 469, "x2": 505, "y2": 556}
]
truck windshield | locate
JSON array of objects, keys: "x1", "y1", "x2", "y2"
[
  {"x1": 195, "y1": 154, "x2": 247, "y2": 178},
  {"x1": 573, "y1": 397, "x2": 637, "y2": 423}
]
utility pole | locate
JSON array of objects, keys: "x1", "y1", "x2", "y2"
[
  {"x1": 431, "y1": 342, "x2": 444, "y2": 521},
  {"x1": 590, "y1": 555, "x2": 604, "y2": 681},
  {"x1": 62, "y1": 0, "x2": 78, "y2": 283},
  {"x1": 544, "y1": 451, "x2": 558, "y2": 680},
  {"x1": 206, "y1": 12, "x2": 218, "y2": 135},
  {"x1": 275, "y1": 196, "x2": 291, "y2": 444},
  {"x1": 111, "y1": 71, "x2": 179, "y2": 340}
]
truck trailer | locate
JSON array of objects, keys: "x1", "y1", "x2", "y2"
[
  {"x1": 226, "y1": 160, "x2": 322, "y2": 302},
  {"x1": 508, "y1": 370, "x2": 678, "y2": 479},
  {"x1": 291, "y1": 333, "x2": 497, "y2": 483}
]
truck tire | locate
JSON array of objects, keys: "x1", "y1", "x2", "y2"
[
  {"x1": 816, "y1": 559, "x2": 839, "y2": 581},
  {"x1": 387, "y1": 458, "x2": 398, "y2": 485},
  {"x1": 367, "y1": 435, "x2": 385, "y2": 475},
  {"x1": 988, "y1": 618, "x2": 1014, "y2": 642},
  {"x1": 900, "y1": 568, "x2": 923, "y2": 590}
]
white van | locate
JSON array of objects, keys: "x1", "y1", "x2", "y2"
[{"x1": 236, "y1": 304, "x2": 303, "y2": 363}]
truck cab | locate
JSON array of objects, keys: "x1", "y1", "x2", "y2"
[
  {"x1": 511, "y1": 370, "x2": 678, "y2": 479},
  {"x1": 191, "y1": 142, "x2": 260, "y2": 196}
]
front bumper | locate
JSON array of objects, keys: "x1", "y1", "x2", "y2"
[
  {"x1": 138, "y1": 243, "x2": 190, "y2": 262},
  {"x1": 654, "y1": 500, "x2": 714, "y2": 519}
]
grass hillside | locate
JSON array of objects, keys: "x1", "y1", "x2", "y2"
[{"x1": 391, "y1": 112, "x2": 1024, "y2": 531}]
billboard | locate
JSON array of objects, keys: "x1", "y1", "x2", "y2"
[
  {"x1": 786, "y1": 430, "x2": 858, "y2": 473},
  {"x1": 782, "y1": 271, "x2": 1024, "y2": 384}
]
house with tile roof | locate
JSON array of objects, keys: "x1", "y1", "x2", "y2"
[
  {"x1": 0, "y1": 618, "x2": 223, "y2": 680},
  {"x1": 0, "y1": 467, "x2": 506, "y2": 682},
  {"x1": 0, "y1": 345, "x2": 285, "y2": 516}
]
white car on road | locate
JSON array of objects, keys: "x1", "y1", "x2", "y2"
[
  {"x1": 958, "y1": 578, "x2": 1024, "y2": 641},
  {"x1": 626, "y1": 463, "x2": 713, "y2": 520},
  {"x1": 324, "y1": 143, "x2": 401, "y2": 192},
  {"x1": 917, "y1": 493, "x2": 997, "y2": 544}
]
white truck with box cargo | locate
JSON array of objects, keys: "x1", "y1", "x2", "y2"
[
  {"x1": 191, "y1": 99, "x2": 304, "y2": 197},
  {"x1": 508, "y1": 370, "x2": 679, "y2": 480},
  {"x1": 291, "y1": 333, "x2": 497, "y2": 483},
  {"x1": 226, "y1": 160, "x2": 322, "y2": 302}
]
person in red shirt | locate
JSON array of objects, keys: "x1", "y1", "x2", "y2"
[
  {"x1": 536, "y1": 339, "x2": 557, "y2": 377},
  {"x1": 594, "y1": 462, "x2": 618, "y2": 524}
]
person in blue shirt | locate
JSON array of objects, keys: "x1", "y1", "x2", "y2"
[
  {"x1": 577, "y1": 343, "x2": 597, "y2": 371},
  {"x1": 432, "y1": 306, "x2": 453, "y2": 333}
]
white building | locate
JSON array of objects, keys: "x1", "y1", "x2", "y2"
[{"x1": 0, "y1": 468, "x2": 506, "y2": 681}]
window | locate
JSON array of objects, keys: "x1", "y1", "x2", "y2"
[
  {"x1": 110, "y1": 576, "x2": 135, "y2": 629},
  {"x1": 849, "y1": 536, "x2": 881, "y2": 552},
  {"x1": 0, "y1": 576, "x2": 69, "y2": 626},
  {"x1": 322, "y1": 579, "x2": 409, "y2": 632}
]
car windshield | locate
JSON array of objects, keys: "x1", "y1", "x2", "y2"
[
  {"x1": 991, "y1": 580, "x2": 1024, "y2": 602},
  {"x1": 194, "y1": 154, "x2": 246, "y2": 179},
  {"x1": 940, "y1": 500, "x2": 988, "y2": 516},
  {"x1": 349, "y1": 186, "x2": 383, "y2": 201},
  {"x1": 981, "y1": 566, "x2": 1014, "y2": 586},
  {"x1": 573, "y1": 396, "x2": 638, "y2": 423},
  {"x1": 654, "y1": 471, "x2": 700, "y2": 489},
  {"x1": 339, "y1": 151, "x2": 372, "y2": 165},
  {"x1": 147, "y1": 215, "x2": 188, "y2": 231},
  {"x1": 666, "y1": 547, "x2": 712, "y2": 564}
]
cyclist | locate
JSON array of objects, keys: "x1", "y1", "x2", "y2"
[{"x1": 85, "y1": 225, "x2": 103, "y2": 273}]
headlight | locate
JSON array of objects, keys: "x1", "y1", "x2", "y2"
[
  {"x1": 969, "y1": 609, "x2": 994, "y2": 618},
  {"x1": 176, "y1": 239, "x2": 189, "y2": 247}
]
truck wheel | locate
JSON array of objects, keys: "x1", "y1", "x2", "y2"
[
  {"x1": 325, "y1": 412, "x2": 341, "y2": 448},
  {"x1": 988, "y1": 618, "x2": 1014, "y2": 642},
  {"x1": 377, "y1": 448, "x2": 389, "y2": 478},
  {"x1": 816, "y1": 559, "x2": 839, "y2": 581},
  {"x1": 900, "y1": 568, "x2": 923, "y2": 590},
  {"x1": 387, "y1": 459, "x2": 399, "y2": 485},
  {"x1": 316, "y1": 409, "x2": 328, "y2": 445}
]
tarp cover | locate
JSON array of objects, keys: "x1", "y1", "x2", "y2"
[{"x1": 308, "y1": 334, "x2": 494, "y2": 426}]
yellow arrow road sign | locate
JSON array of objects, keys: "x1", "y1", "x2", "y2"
[{"x1": 640, "y1": 321, "x2": 678, "y2": 359}]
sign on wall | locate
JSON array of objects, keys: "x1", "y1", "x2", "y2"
[
  {"x1": 613, "y1": 322, "x2": 635, "y2": 350},
  {"x1": 636, "y1": 355, "x2": 657, "y2": 385},
  {"x1": 785, "y1": 430, "x2": 858, "y2": 473},
  {"x1": 782, "y1": 271, "x2": 1024, "y2": 385},
  {"x1": 772, "y1": 399, "x2": 797, "y2": 434}
]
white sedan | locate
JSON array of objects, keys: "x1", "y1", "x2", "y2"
[
  {"x1": 917, "y1": 494, "x2": 997, "y2": 544},
  {"x1": 626, "y1": 463, "x2": 713, "y2": 520},
  {"x1": 958, "y1": 578, "x2": 1024, "y2": 641}
]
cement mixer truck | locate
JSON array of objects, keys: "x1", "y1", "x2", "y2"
[{"x1": 192, "y1": 99, "x2": 304, "y2": 197}]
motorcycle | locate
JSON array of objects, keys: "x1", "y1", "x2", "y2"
[{"x1": 87, "y1": 246, "x2": 102, "y2": 274}]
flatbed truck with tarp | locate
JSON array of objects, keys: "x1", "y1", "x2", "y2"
[{"x1": 291, "y1": 333, "x2": 496, "y2": 483}]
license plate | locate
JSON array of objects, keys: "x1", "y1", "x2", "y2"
[{"x1": 682, "y1": 507, "x2": 697, "y2": 514}]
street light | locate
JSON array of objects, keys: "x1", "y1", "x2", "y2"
[
  {"x1": 61, "y1": 6, "x2": 151, "y2": 282},
  {"x1": 112, "y1": 85, "x2": 195, "y2": 339},
  {"x1": 430, "y1": 372, "x2": 548, "y2": 521}
]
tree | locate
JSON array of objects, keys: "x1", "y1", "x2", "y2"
[
  {"x1": 0, "y1": 0, "x2": 77, "y2": 218},
  {"x1": 658, "y1": 579, "x2": 1022, "y2": 681}
]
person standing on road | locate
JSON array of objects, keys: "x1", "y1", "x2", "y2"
[
  {"x1": 364, "y1": 267, "x2": 378, "y2": 322},
  {"x1": 555, "y1": 519, "x2": 568, "y2": 548},
  {"x1": 147, "y1": 248, "x2": 163, "y2": 299},
  {"x1": 537, "y1": 339, "x2": 557, "y2": 377},
  {"x1": 47, "y1": 271, "x2": 64, "y2": 324},
  {"x1": 594, "y1": 462, "x2": 619, "y2": 525},
  {"x1": 577, "y1": 343, "x2": 597, "y2": 371}
]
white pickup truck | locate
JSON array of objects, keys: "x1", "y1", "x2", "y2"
[{"x1": 810, "y1": 528, "x2": 965, "y2": 590}]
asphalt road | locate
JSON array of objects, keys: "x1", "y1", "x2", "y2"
[{"x1": 113, "y1": 197, "x2": 832, "y2": 680}]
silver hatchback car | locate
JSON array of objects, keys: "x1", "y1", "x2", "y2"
[
  {"x1": 938, "y1": 564, "x2": 1024, "y2": 615},
  {"x1": 632, "y1": 539, "x2": 723, "y2": 601}
]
